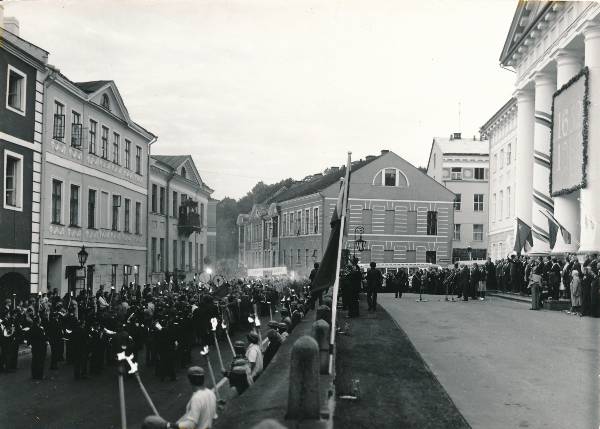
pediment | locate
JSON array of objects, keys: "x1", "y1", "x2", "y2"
[
  {"x1": 500, "y1": 1, "x2": 550, "y2": 64},
  {"x1": 88, "y1": 82, "x2": 131, "y2": 122}
]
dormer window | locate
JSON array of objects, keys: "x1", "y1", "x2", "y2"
[
  {"x1": 373, "y1": 168, "x2": 408, "y2": 187},
  {"x1": 181, "y1": 167, "x2": 187, "y2": 179},
  {"x1": 101, "y1": 94, "x2": 110, "y2": 111}
]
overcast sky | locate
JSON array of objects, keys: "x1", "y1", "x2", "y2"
[{"x1": 6, "y1": 0, "x2": 517, "y2": 200}]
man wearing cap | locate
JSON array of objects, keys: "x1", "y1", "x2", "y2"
[
  {"x1": 163, "y1": 366, "x2": 217, "y2": 429},
  {"x1": 246, "y1": 332, "x2": 263, "y2": 381}
]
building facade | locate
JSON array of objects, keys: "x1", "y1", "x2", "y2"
[
  {"x1": 480, "y1": 98, "x2": 518, "y2": 260},
  {"x1": 499, "y1": 1, "x2": 600, "y2": 256},
  {"x1": 147, "y1": 155, "x2": 214, "y2": 283},
  {"x1": 427, "y1": 133, "x2": 489, "y2": 262},
  {"x1": 238, "y1": 150, "x2": 455, "y2": 276},
  {"x1": 39, "y1": 77, "x2": 156, "y2": 295},
  {"x1": 0, "y1": 14, "x2": 48, "y2": 302}
]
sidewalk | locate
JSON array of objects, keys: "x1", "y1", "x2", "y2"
[{"x1": 334, "y1": 297, "x2": 470, "y2": 429}]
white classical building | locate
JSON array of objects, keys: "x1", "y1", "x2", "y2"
[
  {"x1": 427, "y1": 133, "x2": 489, "y2": 262},
  {"x1": 500, "y1": 1, "x2": 600, "y2": 255},
  {"x1": 480, "y1": 99, "x2": 518, "y2": 260}
]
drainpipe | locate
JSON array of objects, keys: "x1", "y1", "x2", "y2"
[{"x1": 145, "y1": 137, "x2": 157, "y2": 284}]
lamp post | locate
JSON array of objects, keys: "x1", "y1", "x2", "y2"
[
  {"x1": 353, "y1": 226, "x2": 366, "y2": 259},
  {"x1": 77, "y1": 245, "x2": 89, "y2": 294}
]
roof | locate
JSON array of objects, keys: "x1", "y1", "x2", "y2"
[
  {"x1": 433, "y1": 137, "x2": 489, "y2": 156},
  {"x1": 74, "y1": 80, "x2": 112, "y2": 94},
  {"x1": 152, "y1": 155, "x2": 189, "y2": 170},
  {"x1": 267, "y1": 155, "x2": 381, "y2": 203}
]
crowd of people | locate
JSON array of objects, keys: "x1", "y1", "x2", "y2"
[{"x1": 0, "y1": 276, "x2": 310, "y2": 385}]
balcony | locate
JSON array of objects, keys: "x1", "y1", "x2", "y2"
[{"x1": 178, "y1": 199, "x2": 203, "y2": 237}]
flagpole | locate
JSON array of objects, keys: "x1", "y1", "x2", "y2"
[{"x1": 328, "y1": 151, "x2": 352, "y2": 375}]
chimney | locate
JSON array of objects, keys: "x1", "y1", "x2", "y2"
[
  {"x1": 380, "y1": 149, "x2": 389, "y2": 155},
  {"x1": 3, "y1": 16, "x2": 20, "y2": 36},
  {"x1": 365, "y1": 155, "x2": 376, "y2": 161},
  {"x1": 453, "y1": 132, "x2": 462, "y2": 140},
  {"x1": 329, "y1": 166, "x2": 340, "y2": 173}
]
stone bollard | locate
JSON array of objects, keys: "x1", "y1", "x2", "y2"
[
  {"x1": 311, "y1": 319, "x2": 330, "y2": 374},
  {"x1": 316, "y1": 305, "x2": 331, "y2": 325},
  {"x1": 287, "y1": 335, "x2": 320, "y2": 420}
]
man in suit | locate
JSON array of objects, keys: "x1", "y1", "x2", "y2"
[{"x1": 365, "y1": 262, "x2": 383, "y2": 312}]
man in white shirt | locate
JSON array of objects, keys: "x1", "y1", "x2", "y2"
[
  {"x1": 164, "y1": 366, "x2": 217, "y2": 429},
  {"x1": 245, "y1": 332, "x2": 263, "y2": 381}
]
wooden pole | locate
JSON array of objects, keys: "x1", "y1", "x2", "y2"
[
  {"x1": 118, "y1": 373, "x2": 127, "y2": 429},
  {"x1": 135, "y1": 373, "x2": 160, "y2": 417}
]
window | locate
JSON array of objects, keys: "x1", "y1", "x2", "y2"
[
  {"x1": 89, "y1": 120, "x2": 97, "y2": 154},
  {"x1": 124, "y1": 198, "x2": 130, "y2": 233},
  {"x1": 112, "y1": 195, "x2": 120, "y2": 231},
  {"x1": 6, "y1": 66, "x2": 26, "y2": 114},
  {"x1": 433, "y1": 153, "x2": 437, "y2": 168},
  {"x1": 474, "y1": 168, "x2": 485, "y2": 180},
  {"x1": 474, "y1": 194, "x2": 484, "y2": 212},
  {"x1": 124, "y1": 140, "x2": 131, "y2": 169},
  {"x1": 373, "y1": 168, "x2": 408, "y2": 187},
  {"x1": 506, "y1": 144, "x2": 512, "y2": 165},
  {"x1": 195, "y1": 242, "x2": 198, "y2": 269},
  {"x1": 506, "y1": 187, "x2": 511, "y2": 218},
  {"x1": 297, "y1": 249, "x2": 301, "y2": 265},
  {"x1": 200, "y1": 203, "x2": 205, "y2": 226},
  {"x1": 112, "y1": 132, "x2": 120, "y2": 164},
  {"x1": 272, "y1": 216, "x2": 278, "y2": 237},
  {"x1": 200, "y1": 244, "x2": 204, "y2": 271},
  {"x1": 4, "y1": 152, "x2": 22, "y2": 210},
  {"x1": 69, "y1": 184, "x2": 80, "y2": 226},
  {"x1": 172, "y1": 191, "x2": 178, "y2": 217},
  {"x1": 473, "y1": 224, "x2": 484, "y2": 241},
  {"x1": 499, "y1": 191, "x2": 503, "y2": 219},
  {"x1": 181, "y1": 241, "x2": 186, "y2": 270},
  {"x1": 135, "y1": 146, "x2": 142, "y2": 174},
  {"x1": 151, "y1": 184, "x2": 157, "y2": 213},
  {"x1": 53, "y1": 101, "x2": 65, "y2": 141},
  {"x1": 159, "y1": 187, "x2": 165, "y2": 214},
  {"x1": 500, "y1": 149, "x2": 504, "y2": 168},
  {"x1": 305, "y1": 249, "x2": 309, "y2": 267},
  {"x1": 493, "y1": 154, "x2": 498, "y2": 170},
  {"x1": 282, "y1": 213, "x2": 287, "y2": 236},
  {"x1": 296, "y1": 211, "x2": 301, "y2": 234},
  {"x1": 453, "y1": 224, "x2": 461, "y2": 241},
  {"x1": 160, "y1": 238, "x2": 165, "y2": 271},
  {"x1": 454, "y1": 194, "x2": 461, "y2": 211},
  {"x1": 451, "y1": 167, "x2": 462, "y2": 180},
  {"x1": 181, "y1": 167, "x2": 187, "y2": 179},
  {"x1": 426, "y1": 211, "x2": 437, "y2": 235},
  {"x1": 101, "y1": 126, "x2": 109, "y2": 159},
  {"x1": 135, "y1": 202, "x2": 141, "y2": 234},
  {"x1": 305, "y1": 209, "x2": 310, "y2": 234},
  {"x1": 313, "y1": 208, "x2": 319, "y2": 234},
  {"x1": 88, "y1": 189, "x2": 96, "y2": 228},
  {"x1": 51, "y1": 179, "x2": 62, "y2": 224},
  {"x1": 151, "y1": 238, "x2": 157, "y2": 272},
  {"x1": 111, "y1": 264, "x2": 117, "y2": 286},
  {"x1": 101, "y1": 93, "x2": 110, "y2": 110},
  {"x1": 189, "y1": 242, "x2": 193, "y2": 270},
  {"x1": 384, "y1": 168, "x2": 396, "y2": 186},
  {"x1": 71, "y1": 111, "x2": 82, "y2": 148},
  {"x1": 289, "y1": 212, "x2": 295, "y2": 235},
  {"x1": 173, "y1": 240, "x2": 178, "y2": 271},
  {"x1": 426, "y1": 251, "x2": 437, "y2": 264},
  {"x1": 492, "y1": 194, "x2": 496, "y2": 221}
]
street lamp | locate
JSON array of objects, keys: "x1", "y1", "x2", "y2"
[
  {"x1": 353, "y1": 225, "x2": 366, "y2": 258},
  {"x1": 77, "y1": 245, "x2": 89, "y2": 293}
]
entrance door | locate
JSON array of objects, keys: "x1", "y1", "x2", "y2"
[{"x1": 47, "y1": 255, "x2": 62, "y2": 294}]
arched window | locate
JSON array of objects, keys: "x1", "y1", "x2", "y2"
[
  {"x1": 372, "y1": 168, "x2": 408, "y2": 187},
  {"x1": 101, "y1": 94, "x2": 110, "y2": 111},
  {"x1": 181, "y1": 167, "x2": 187, "y2": 179}
]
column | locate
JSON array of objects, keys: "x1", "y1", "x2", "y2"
[
  {"x1": 527, "y1": 72, "x2": 556, "y2": 255},
  {"x1": 579, "y1": 23, "x2": 600, "y2": 254},
  {"x1": 552, "y1": 48, "x2": 584, "y2": 254},
  {"x1": 514, "y1": 88, "x2": 535, "y2": 233}
]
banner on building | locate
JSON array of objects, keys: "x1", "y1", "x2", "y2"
[{"x1": 550, "y1": 67, "x2": 589, "y2": 196}]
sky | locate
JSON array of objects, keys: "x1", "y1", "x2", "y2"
[{"x1": 5, "y1": 0, "x2": 517, "y2": 200}]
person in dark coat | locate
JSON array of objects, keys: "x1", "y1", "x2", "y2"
[
  {"x1": 156, "y1": 320, "x2": 177, "y2": 381},
  {"x1": 581, "y1": 267, "x2": 593, "y2": 317},
  {"x1": 348, "y1": 259, "x2": 362, "y2": 318},
  {"x1": 365, "y1": 262, "x2": 383, "y2": 312},
  {"x1": 71, "y1": 319, "x2": 90, "y2": 380},
  {"x1": 470, "y1": 264, "x2": 481, "y2": 300},
  {"x1": 485, "y1": 258, "x2": 496, "y2": 291},
  {"x1": 45, "y1": 311, "x2": 62, "y2": 370},
  {"x1": 590, "y1": 262, "x2": 600, "y2": 318},
  {"x1": 509, "y1": 254, "x2": 520, "y2": 293},
  {"x1": 458, "y1": 265, "x2": 469, "y2": 301},
  {"x1": 548, "y1": 258, "x2": 562, "y2": 301},
  {"x1": 29, "y1": 317, "x2": 47, "y2": 380}
]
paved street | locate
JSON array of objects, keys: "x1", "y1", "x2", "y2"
[{"x1": 380, "y1": 293, "x2": 600, "y2": 429}]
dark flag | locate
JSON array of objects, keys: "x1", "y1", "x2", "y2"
[
  {"x1": 540, "y1": 209, "x2": 572, "y2": 247},
  {"x1": 514, "y1": 217, "x2": 533, "y2": 254},
  {"x1": 311, "y1": 173, "x2": 349, "y2": 294}
]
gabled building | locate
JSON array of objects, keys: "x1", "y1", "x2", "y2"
[
  {"x1": 427, "y1": 133, "x2": 489, "y2": 262},
  {"x1": 40, "y1": 75, "x2": 156, "y2": 295},
  {"x1": 0, "y1": 12, "x2": 48, "y2": 302},
  {"x1": 147, "y1": 155, "x2": 215, "y2": 283},
  {"x1": 238, "y1": 150, "x2": 455, "y2": 276}
]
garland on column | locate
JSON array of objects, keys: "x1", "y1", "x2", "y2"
[{"x1": 549, "y1": 66, "x2": 590, "y2": 197}]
